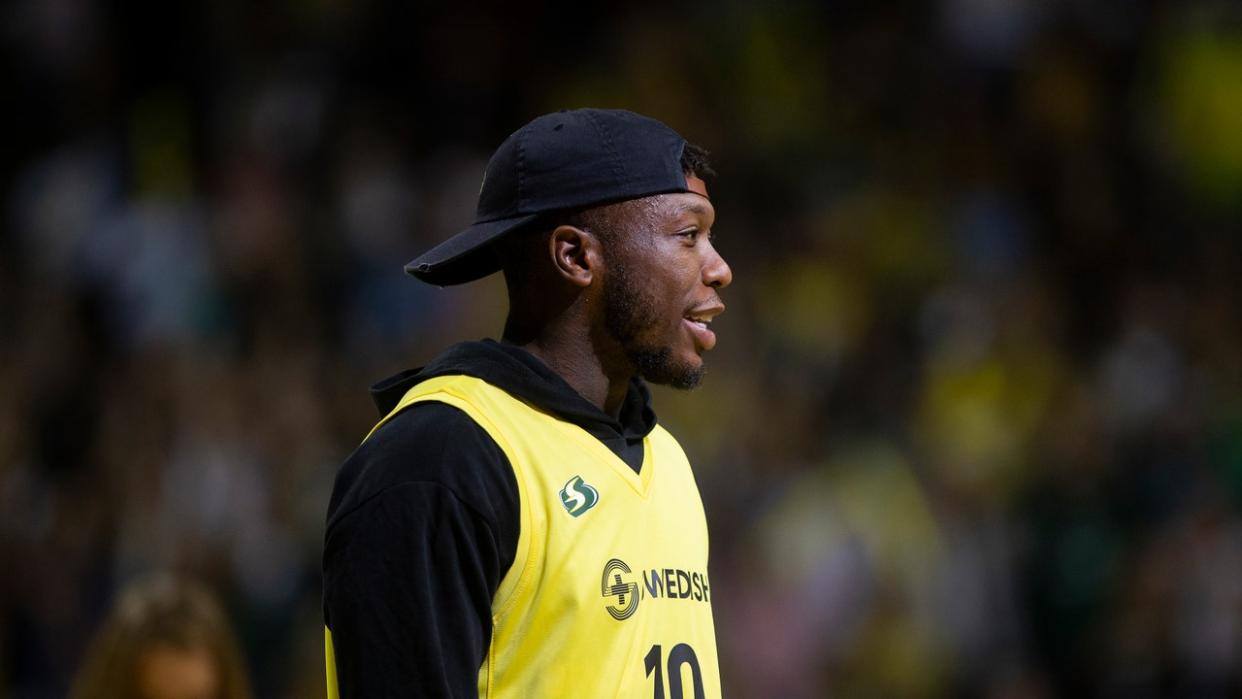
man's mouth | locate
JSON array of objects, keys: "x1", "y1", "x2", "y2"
[
  {"x1": 684, "y1": 315, "x2": 711, "y2": 331},
  {"x1": 683, "y1": 303, "x2": 724, "y2": 350}
]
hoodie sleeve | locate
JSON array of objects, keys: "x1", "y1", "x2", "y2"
[{"x1": 323, "y1": 402, "x2": 519, "y2": 698}]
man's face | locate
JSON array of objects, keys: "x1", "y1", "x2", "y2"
[{"x1": 600, "y1": 177, "x2": 732, "y2": 389}]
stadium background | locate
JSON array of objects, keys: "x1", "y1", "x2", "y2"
[{"x1": 3, "y1": 0, "x2": 1242, "y2": 696}]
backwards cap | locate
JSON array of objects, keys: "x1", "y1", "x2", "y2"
[{"x1": 405, "y1": 108, "x2": 693, "y2": 286}]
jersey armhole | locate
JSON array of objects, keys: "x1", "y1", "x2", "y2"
[{"x1": 399, "y1": 390, "x2": 537, "y2": 623}]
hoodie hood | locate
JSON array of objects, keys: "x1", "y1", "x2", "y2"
[{"x1": 370, "y1": 339, "x2": 658, "y2": 448}]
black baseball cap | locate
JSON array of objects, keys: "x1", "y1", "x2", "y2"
[{"x1": 405, "y1": 108, "x2": 695, "y2": 286}]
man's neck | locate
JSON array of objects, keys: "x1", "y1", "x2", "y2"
[{"x1": 503, "y1": 333, "x2": 632, "y2": 418}]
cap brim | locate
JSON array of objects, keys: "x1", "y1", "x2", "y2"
[{"x1": 404, "y1": 213, "x2": 542, "y2": 286}]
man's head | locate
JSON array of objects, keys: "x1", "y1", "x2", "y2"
[{"x1": 405, "y1": 108, "x2": 732, "y2": 388}]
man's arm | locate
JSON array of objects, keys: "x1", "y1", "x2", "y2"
[{"x1": 323, "y1": 403, "x2": 519, "y2": 698}]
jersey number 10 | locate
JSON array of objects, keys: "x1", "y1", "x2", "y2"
[{"x1": 644, "y1": 643, "x2": 705, "y2": 699}]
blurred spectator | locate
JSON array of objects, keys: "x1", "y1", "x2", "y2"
[{"x1": 69, "y1": 574, "x2": 254, "y2": 699}]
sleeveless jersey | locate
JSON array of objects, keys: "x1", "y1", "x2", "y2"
[{"x1": 326, "y1": 374, "x2": 721, "y2": 698}]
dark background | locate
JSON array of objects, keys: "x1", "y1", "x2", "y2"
[{"x1": 3, "y1": 1, "x2": 1241, "y2": 696}]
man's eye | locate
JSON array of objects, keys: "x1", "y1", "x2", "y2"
[{"x1": 678, "y1": 229, "x2": 700, "y2": 240}]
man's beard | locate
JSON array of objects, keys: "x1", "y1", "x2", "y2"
[{"x1": 602, "y1": 260, "x2": 704, "y2": 390}]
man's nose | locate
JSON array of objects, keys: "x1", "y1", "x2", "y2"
[{"x1": 703, "y1": 243, "x2": 732, "y2": 289}]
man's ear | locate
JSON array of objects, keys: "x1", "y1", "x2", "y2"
[{"x1": 548, "y1": 225, "x2": 600, "y2": 288}]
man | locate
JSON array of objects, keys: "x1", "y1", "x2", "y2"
[{"x1": 323, "y1": 108, "x2": 732, "y2": 698}]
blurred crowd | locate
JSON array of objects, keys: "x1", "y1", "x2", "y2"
[{"x1": 3, "y1": 0, "x2": 1241, "y2": 696}]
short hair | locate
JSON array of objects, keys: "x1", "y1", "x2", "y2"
[
  {"x1": 680, "y1": 142, "x2": 715, "y2": 180},
  {"x1": 70, "y1": 574, "x2": 254, "y2": 699}
]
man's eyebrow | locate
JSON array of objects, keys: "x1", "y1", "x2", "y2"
[{"x1": 673, "y1": 202, "x2": 712, "y2": 216}]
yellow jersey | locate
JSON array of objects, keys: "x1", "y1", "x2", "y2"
[{"x1": 326, "y1": 373, "x2": 721, "y2": 698}]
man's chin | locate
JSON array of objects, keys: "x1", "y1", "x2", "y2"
[
  {"x1": 660, "y1": 369, "x2": 705, "y2": 391},
  {"x1": 631, "y1": 347, "x2": 705, "y2": 390}
]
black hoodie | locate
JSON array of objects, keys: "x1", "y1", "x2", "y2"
[{"x1": 323, "y1": 340, "x2": 657, "y2": 697}]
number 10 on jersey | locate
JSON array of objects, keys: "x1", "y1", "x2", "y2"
[{"x1": 644, "y1": 643, "x2": 705, "y2": 699}]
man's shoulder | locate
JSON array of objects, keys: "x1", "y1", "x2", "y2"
[
  {"x1": 326, "y1": 401, "x2": 514, "y2": 532},
  {"x1": 366, "y1": 398, "x2": 486, "y2": 454}
]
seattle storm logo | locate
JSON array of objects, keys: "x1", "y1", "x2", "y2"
[
  {"x1": 559, "y1": 475, "x2": 599, "y2": 517},
  {"x1": 601, "y1": 559, "x2": 640, "y2": 620}
]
